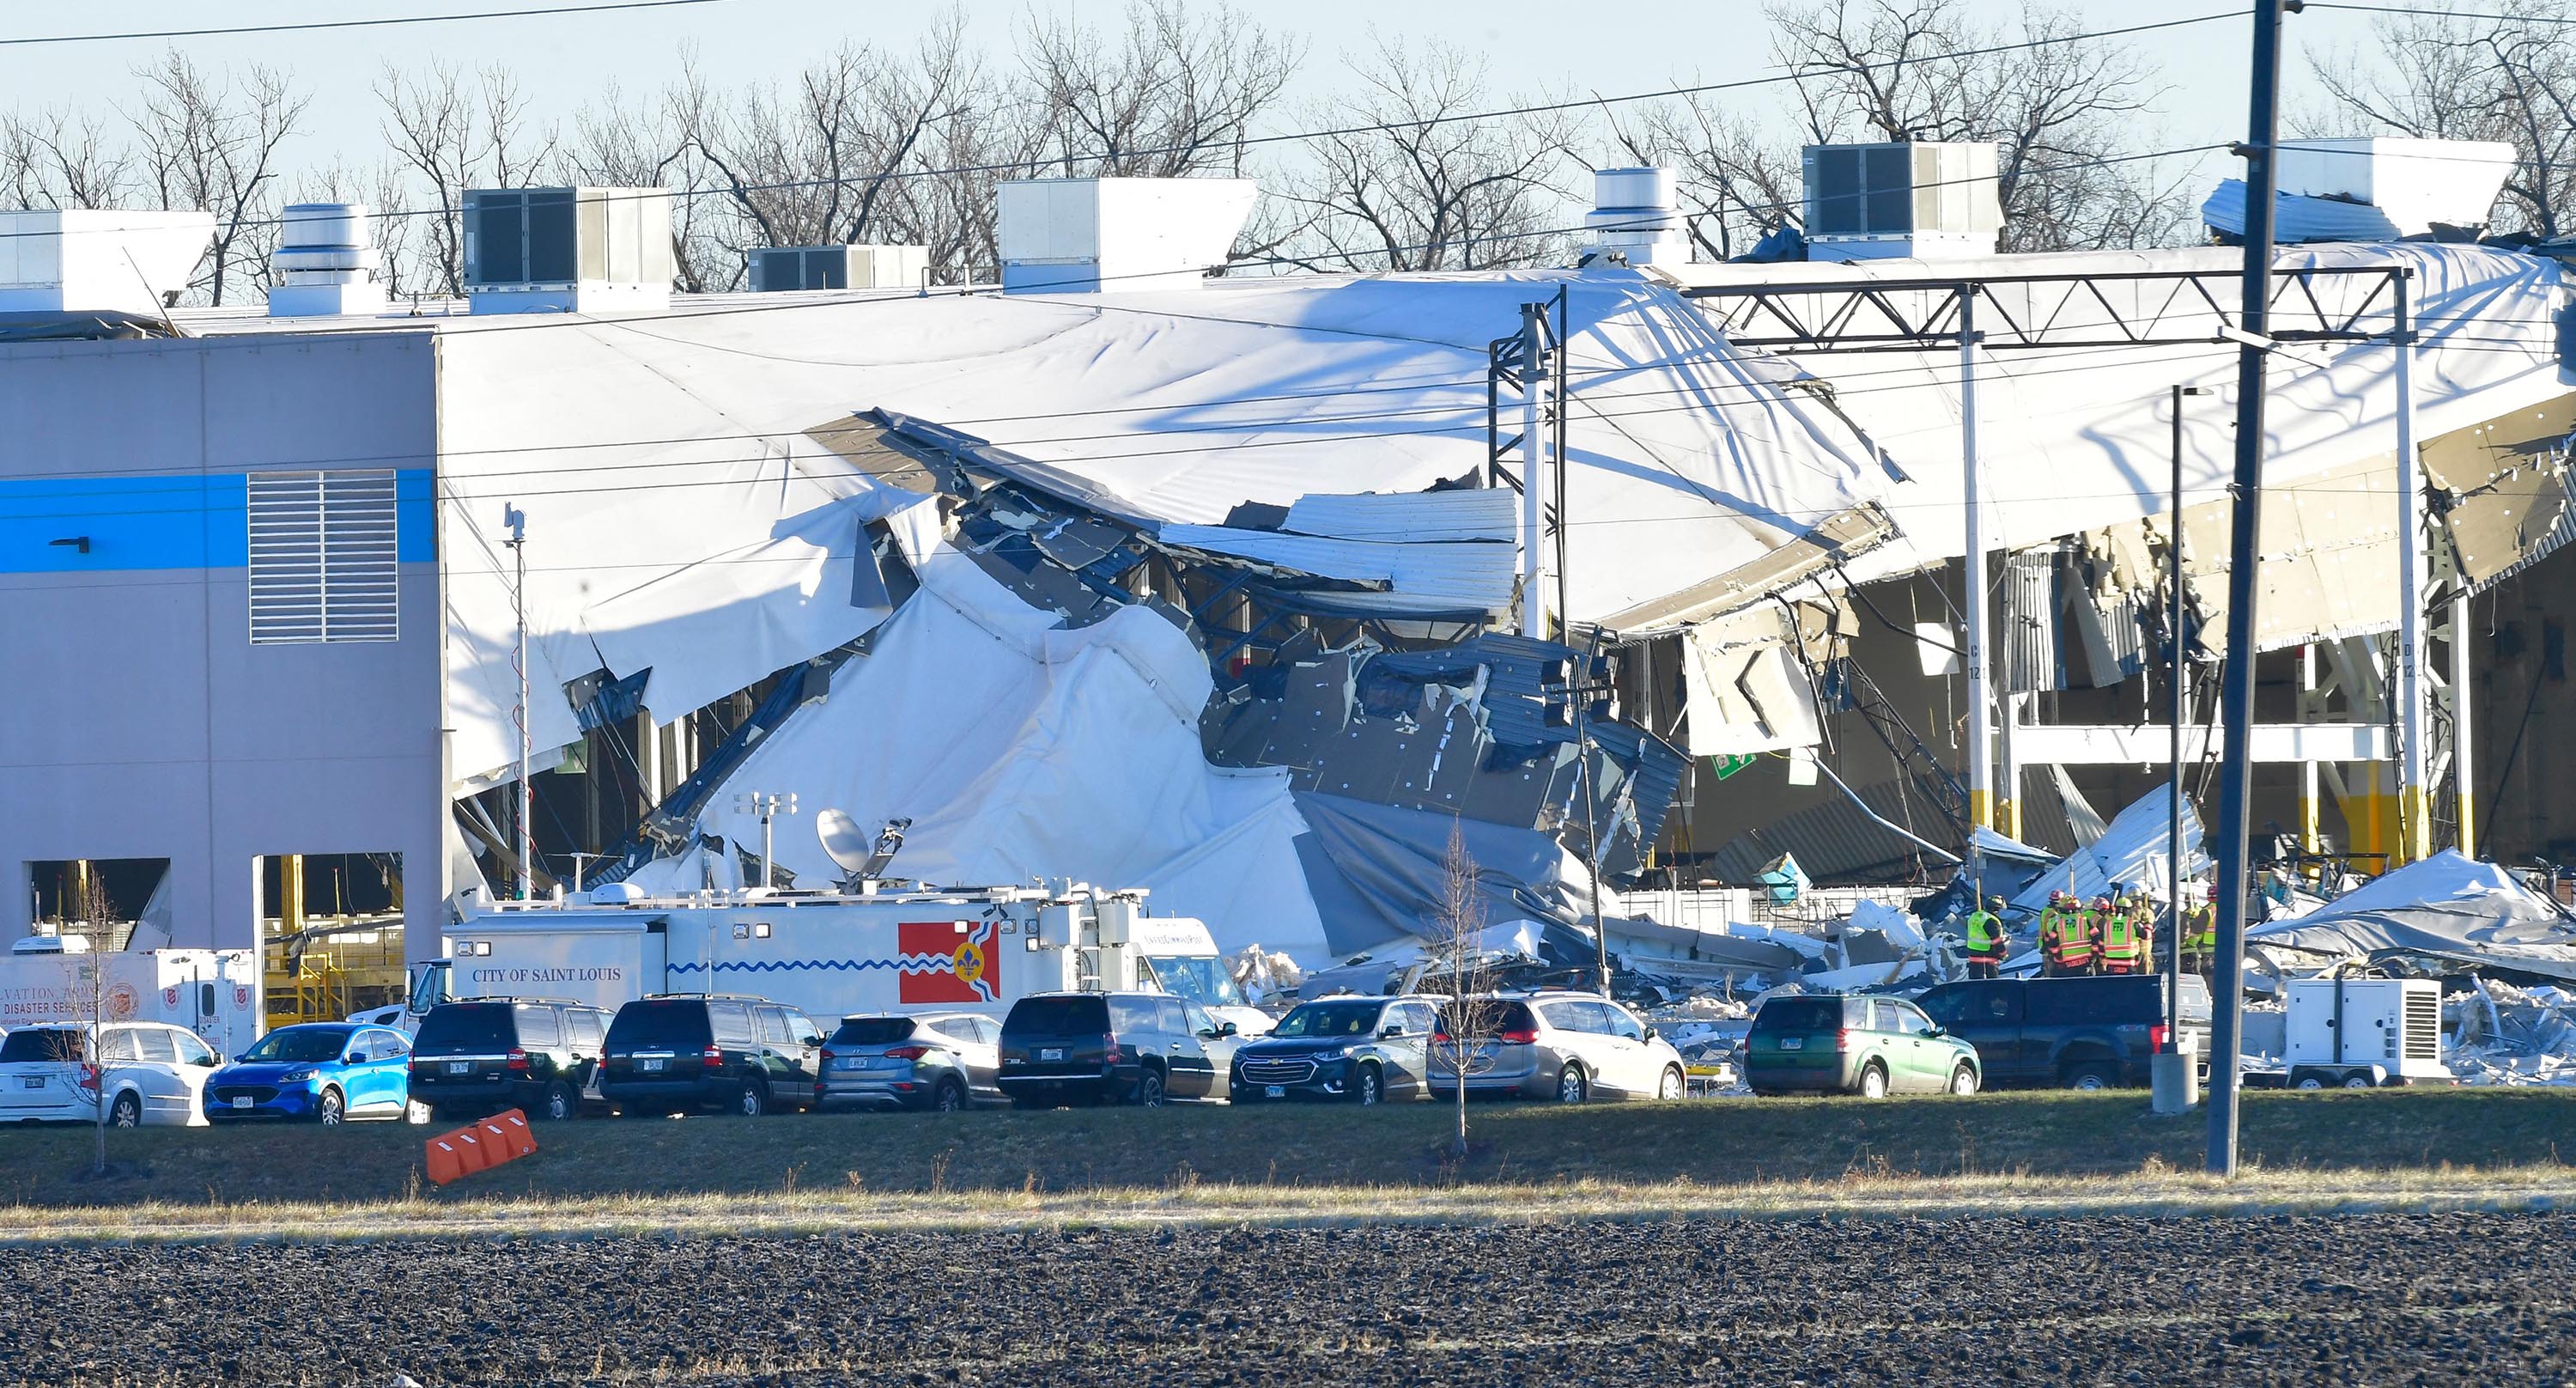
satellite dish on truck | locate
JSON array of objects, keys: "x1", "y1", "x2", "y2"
[{"x1": 817, "y1": 809, "x2": 911, "y2": 889}]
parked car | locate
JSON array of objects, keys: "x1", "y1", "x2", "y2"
[
  {"x1": 406, "y1": 997, "x2": 613, "y2": 1121},
  {"x1": 1744, "y1": 994, "x2": 1982, "y2": 1099},
  {"x1": 1913, "y1": 974, "x2": 2211, "y2": 1091},
  {"x1": 0, "y1": 1022, "x2": 221, "y2": 1128},
  {"x1": 1425, "y1": 992, "x2": 1688, "y2": 1103},
  {"x1": 598, "y1": 995, "x2": 823, "y2": 1117},
  {"x1": 996, "y1": 991, "x2": 1242, "y2": 1108},
  {"x1": 817, "y1": 1012, "x2": 1003, "y2": 1112},
  {"x1": 1229, "y1": 995, "x2": 1441, "y2": 1105},
  {"x1": 205, "y1": 1022, "x2": 422, "y2": 1124}
]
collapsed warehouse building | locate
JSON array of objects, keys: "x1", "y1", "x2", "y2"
[{"x1": 5, "y1": 142, "x2": 2576, "y2": 1014}]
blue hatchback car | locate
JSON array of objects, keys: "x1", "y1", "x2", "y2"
[{"x1": 204, "y1": 1023, "x2": 422, "y2": 1125}]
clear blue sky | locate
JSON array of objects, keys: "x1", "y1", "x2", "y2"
[{"x1": 2, "y1": 1, "x2": 2372, "y2": 195}]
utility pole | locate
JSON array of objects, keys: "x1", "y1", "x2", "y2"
[
  {"x1": 1519, "y1": 303, "x2": 1547, "y2": 639},
  {"x1": 735, "y1": 791, "x2": 798, "y2": 889},
  {"x1": 2452, "y1": 593, "x2": 2476, "y2": 855},
  {"x1": 1959, "y1": 288, "x2": 1994, "y2": 832},
  {"x1": 2157, "y1": 384, "x2": 2209, "y2": 1116},
  {"x1": 2208, "y1": 0, "x2": 2298, "y2": 1178},
  {"x1": 2393, "y1": 271, "x2": 2430, "y2": 865},
  {"x1": 502, "y1": 504, "x2": 532, "y2": 903},
  {"x1": 1534, "y1": 289, "x2": 1607, "y2": 995}
]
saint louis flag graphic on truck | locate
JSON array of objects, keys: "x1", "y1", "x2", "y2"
[{"x1": 896, "y1": 919, "x2": 1003, "y2": 1004}]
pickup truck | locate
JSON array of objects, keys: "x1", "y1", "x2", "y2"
[{"x1": 1911, "y1": 975, "x2": 2211, "y2": 1091}]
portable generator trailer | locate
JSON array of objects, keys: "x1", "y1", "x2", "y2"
[
  {"x1": 398, "y1": 884, "x2": 1270, "y2": 1033},
  {"x1": 2244, "y1": 976, "x2": 2453, "y2": 1090}
]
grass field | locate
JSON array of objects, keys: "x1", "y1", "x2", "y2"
[{"x1": 0, "y1": 1087, "x2": 2563, "y2": 1235}]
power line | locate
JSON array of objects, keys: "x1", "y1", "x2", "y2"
[
  {"x1": 0, "y1": 0, "x2": 735, "y2": 47},
  {"x1": 0, "y1": 11, "x2": 2239, "y2": 246}
]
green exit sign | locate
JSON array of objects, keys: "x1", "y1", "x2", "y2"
[{"x1": 1711, "y1": 753, "x2": 1758, "y2": 780}]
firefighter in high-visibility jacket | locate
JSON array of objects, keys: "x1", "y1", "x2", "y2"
[
  {"x1": 2059, "y1": 895, "x2": 2102, "y2": 976},
  {"x1": 1963, "y1": 896, "x2": 2008, "y2": 979},
  {"x1": 2182, "y1": 897, "x2": 2219, "y2": 981},
  {"x1": 2095, "y1": 896, "x2": 2145, "y2": 975},
  {"x1": 2038, "y1": 892, "x2": 2073, "y2": 976}
]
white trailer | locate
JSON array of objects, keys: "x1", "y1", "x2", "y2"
[
  {"x1": 0, "y1": 940, "x2": 263, "y2": 1057},
  {"x1": 405, "y1": 884, "x2": 1270, "y2": 1033},
  {"x1": 2276, "y1": 976, "x2": 2452, "y2": 1089}
]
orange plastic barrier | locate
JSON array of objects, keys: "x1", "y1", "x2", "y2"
[{"x1": 422, "y1": 1108, "x2": 538, "y2": 1186}]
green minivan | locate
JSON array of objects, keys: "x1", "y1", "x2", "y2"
[{"x1": 1745, "y1": 994, "x2": 1982, "y2": 1099}]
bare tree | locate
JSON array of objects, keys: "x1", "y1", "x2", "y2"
[
  {"x1": 1019, "y1": 0, "x2": 1303, "y2": 178},
  {"x1": 46, "y1": 873, "x2": 124, "y2": 1177},
  {"x1": 1424, "y1": 819, "x2": 1502, "y2": 1162},
  {"x1": 2311, "y1": 2, "x2": 2572, "y2": 237},
  {"x1": 686, "y1": 34, "x2": 978, "y2": 283},
  {"x1": 2, "y1": 107, "x2": 133, "y2": 210},
  {"x1": 377, "y1": 61, "x2": 562, "y2": 294},
  {"x1": 1761, "y1": 0, "x2": 2186, "y2": 252},
  {"x1": 128, "y1": 52, "x2": 310, "y2": 307},
  {"x1": 1285, "y1": 37, "x2": 1580, "y2": 271}
]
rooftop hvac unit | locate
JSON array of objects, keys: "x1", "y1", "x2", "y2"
[
  {"x1": 2273, "y1": 137, "x2": 2516, "y2": 237},
  {"x1": 999, "y1": 177, "x2": 1257, "y2": 294},
  {"x1": 746, "y1": 243, "x2": 931, "y2": 293},
  {"x1": 0, "y1": 209, "x2": 213, "y2": 316},
  {"x1": 1801, "y1": 142, "x2": 2002, "y2": 261},
  {"x1": 462, "y1": 186, "x2": 671, "y2": 314}
]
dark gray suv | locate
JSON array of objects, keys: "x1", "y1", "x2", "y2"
[
  {"x1": 1229, "y1": 995, "x2": 1439, "y2": 1105},
  {"x1": 997, "y1": 991, "x2": 1241, "y2": 1107}
]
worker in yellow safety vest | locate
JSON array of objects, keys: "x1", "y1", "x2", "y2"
[
  {"x1": 2038, "y1": 892, "x2": 2073, "y2": 976},
  {"x1": 2095, "y1": 898, "x2": 2144, "y2": 975},
  {"x1": 2062, "y1": 897, "x2": 2102, "y2": 976},
  {"x1": 1964, "y1": 896, "x2": 2008, "y2": 979},
  {"x1": 2183, "y1": 898, "x2": 2219, "y2": 980}
]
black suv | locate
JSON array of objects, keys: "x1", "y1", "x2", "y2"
[
  {"x1": 599, "y1": 994, "x2": 825, "y2": 1117},
  {"x1": 1913, "y1": 974, "x2": 2213, "y2": 1090},
  {"x1": 1230, "y1": 995, "x2": 1439, "y2": 1105},
  {"x1": 407, "y1": 997, "x2": 613, "y2": 1121},
  {"x1": 997, "y1": 991, "x2": 1240, "y2": 1108}
]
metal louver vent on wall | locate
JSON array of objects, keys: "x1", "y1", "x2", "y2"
[{"x1": 246, "y1": 470, "x2": 399, "y2": 643}]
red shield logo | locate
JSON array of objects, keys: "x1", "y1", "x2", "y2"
[{"x1": 896, "y1": 920, "x2": 1001, "y2": 1004}]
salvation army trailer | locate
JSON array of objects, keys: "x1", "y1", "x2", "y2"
[
  {"x1": 414, "y1": 883, "x2": 1269, "y2": 1032},
  {"x1": 0, "y1": 938, "x2": 263, "y2": 1056}
]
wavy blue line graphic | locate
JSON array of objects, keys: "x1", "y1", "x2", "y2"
[{"x1": 666, "y1": 959, "x2": 901, "y2": 975}]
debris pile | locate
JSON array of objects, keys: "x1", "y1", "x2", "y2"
[{"x1": 2446, "y1": 980, "x2": 2576, "y2": 1087}]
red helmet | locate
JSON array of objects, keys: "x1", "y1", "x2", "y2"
[{"x1": 2091, "y1": 897, "x2": 2112, "y2": 911}]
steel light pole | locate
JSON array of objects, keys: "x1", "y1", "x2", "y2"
[{"x1": 2155, "y1": 384, "x2": 2210, "y2": 1116}]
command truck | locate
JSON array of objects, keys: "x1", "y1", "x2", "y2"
[{"x1": 370, "y1": 882, "x2": 1269, "y2": 1035}]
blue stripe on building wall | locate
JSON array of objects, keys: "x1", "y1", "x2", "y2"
[{"x1": 0, "y1": 468, "x2": 434, "y2": 574}]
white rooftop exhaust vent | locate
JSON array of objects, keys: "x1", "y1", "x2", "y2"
[
  {"x1": 747, "y1": 243, "x2": 931, "y2": 293},
  {"x1": 1801, "y1": 142, "x2": 2002, "y2": 261},
  {"x1": 0, "y1": 209, "x2": 213, "y2": 316},
  {"x1": 462, "y1": 186, "x2": 672, "y2": 314},
  {"x1": 1581, "y1": 167, "x2": 1692, "y2": 268},
  {"x1": 267, "y1": 204, "x2": 385, "y2": 318},
  {"x1": 998, "y1": 177, "x2": 1257, "y2": 294}
]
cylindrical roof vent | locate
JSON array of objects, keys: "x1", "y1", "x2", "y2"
[
  {"x1": 1581, "y1": 167, "x2": 1690, "y2": 266},
  {"x1": 269, "y1": 203, "x2": 386, "y2": 317}
]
